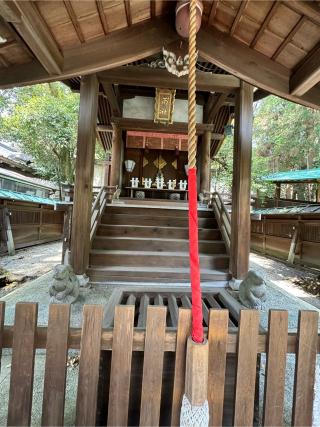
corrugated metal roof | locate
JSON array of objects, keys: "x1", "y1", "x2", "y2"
[
  {"x1": 263, "y1": 169, "x2": 320, "y2": 183},
  {"x1": 0, "y1": 189, "x2": 62, "y2": 205},
  {"x1": 253, "y1": 204, "x2": 320, "y2": 215}
]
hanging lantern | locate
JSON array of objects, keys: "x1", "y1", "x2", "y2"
[
  {"x1": 175, "y1": 0, "x2": 203, "y2": 39},
  {"x1": 224, "y1": 124, "x2": 234, "y2": 136},
  {"x1": 124, "y1": 159, "x2": 135, "y2": 173}
]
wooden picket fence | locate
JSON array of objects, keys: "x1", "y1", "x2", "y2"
[{"x1": 0, "y1": 301, "x2": 319, "y2": 426}]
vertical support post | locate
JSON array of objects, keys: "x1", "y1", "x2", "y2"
[
  {"x1": 110, "y1": 124, "x2": 122, "y2": 188},
  {"x1": 316, "y1": 182, "x2": 320, "y2": 203},
  {"x1": 230, "y1": 81, "x2": 253, "y2": 280},
  {"x1": 275, "y1": 183, "x2": 281, "y2": 207},
  {"x1": 70, "y1": 74, "x2": 99, "y2": 275},
  {"x1": 200, "y1": 130, "x2": 211, "y2": 194}
]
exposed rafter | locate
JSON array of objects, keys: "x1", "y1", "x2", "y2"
[
  {"x1": 0, "y1": 0, "x2": 63, "y2": 74},
  {"x1": 0, "y1": 18, "x2": 179, "y2": 89},
  {"x1": 290, "y1": 42, "x2": 320, "y2": 96},
  {"x1": 197, "y1": 25, "x2": 320, "y2": 109},
  {"x1": 205, "y1": 93, "x2": 229, "y2": 123},
  {"x1": 124, "y1": 0, "x2": 132, "y2": 27},
  {"x1": 272, "y1": 16, "x2": 306, "y2": 61},
  {"x1": 250, "y1": 2, "x2": 279, "y2": 48},
  {"x1": 208, "y1": 1, "x2": 219, "y2": 26},
  {"x1": 63, "y1": 1, "x2": 85, "y2": 44},
  {"x1": 99, "y1": 66, "x2": 240, "y2": 92},
  {"x1": 230, "y1": 0, "x2": 248, "y2": 36},
  {"x1": 284, "y1": 1, "x2": 320, "y2": 26},
  {"x1": 150, "y1": 0, "x2": 156, "y2": 19},
  {"x1": 96, "y1": 0, "x2": 109, "y2": 35}
]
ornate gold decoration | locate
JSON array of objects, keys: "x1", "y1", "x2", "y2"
[
  {"x1": 154, "y1": 88, "x2": 176, "y2": 124},
  {"x1": 143, "y1": 157, "x2": 149, "y2": 167},
  {"x1": 153, "y1": 155, "x2": 167, "y2": 170}
]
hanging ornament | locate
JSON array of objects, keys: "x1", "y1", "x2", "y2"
[{"x1": 163, "y1": 41, "x2": 189, "y2": 78}]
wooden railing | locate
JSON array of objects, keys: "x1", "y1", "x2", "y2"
[
  {"x1": 0, "y1": 301, "x2": 319, "y2": 426},
  {"x1": 211, "y1": 191, "x2": 231, "y2": 252},
  {"x1": 90, "y1": 185, "x2": 116, "y2": 241}
]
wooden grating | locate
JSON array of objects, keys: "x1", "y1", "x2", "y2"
[{"x1": 0, "y1": 302, "x2": 319, "y2": 426}]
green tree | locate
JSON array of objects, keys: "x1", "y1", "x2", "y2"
[{"x1": 0, "y1": 82, "x2": 79, "y2": 190}]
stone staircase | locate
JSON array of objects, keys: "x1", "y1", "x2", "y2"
[{"x1": 87, "y1": 202, "x2": 231, "y2": 284}]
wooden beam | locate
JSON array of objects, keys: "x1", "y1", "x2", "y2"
[
  {"x1": 250, "y1": 2, "x2": 279, "y2": 48},
  {"x1": 110, "y1": 125, "x2": 122, "y2": 188},
  {"x1": 150, "y1": 0, "x2": 156, "y2": 19},
  {"x1": 63, "y1": 1, "x2": 85, "y2": 44},
  {"x1": 230, "y1": 81, "x2": 253, "y2": 279},
  {"x1": 208, "y1": 1, "x2": 219, "y2": 26},
  {"x1": 0, "y1": 18, "x2": 179, "y2": 89},
  {"x1": 272, "y1": 16, "x2": 306, "y2": 61},
  {"x1": 70, "y1": 74, "x2": 99, "y2": 275},
  {"x1": 200, "y1": 130, "x2": 211, "y2": 193},
  {"x1": 97, "y1": 124, "x2": 113, "y2": 132},
  {"x1": 0, "y1": 1, "x2": 63, "y2": 74},
  {"x1": 99, "y1": 66, "x2": 240, "y2": 92},
  {"x1": 206, "y1": 93, "x2": 229, "y2": 123},
  {"x1": 230, "y1": 0, "x2": 248, "y2": 36},
  {"x1": 197, "y1": 25, "x2": 320, "y2": 110},
  {"x1": 124, "y1": 0, "x2": 132, "y2": 26},
  {"x1": 111, "y1": 117, "x2": 216, "y2": 135},
  {"x1": 253, "y1": 89, "x2": 269, "y2": 102},
  {"x1": 284, "y1": 1, "x2": 320, "y2": 27},
  {"x1": 101, "y1": 83, "x2": 121, "y2": 116},
  {"x1": 96, "y1": 0, "x2": 109, "y2": 35},
  {"x1": 290, "y1": 43, "x2": 320, "y2": 96}
]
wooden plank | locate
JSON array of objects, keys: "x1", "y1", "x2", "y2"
[
  {"x1": 41, "y1": 304, "x2": 70, "y2": 427},
  {"x1": 168, "y1": 294, "x2": 179, "y2": 327},
  {"x1": 75, "y1": 305, "x2": 104, "y2": 427},
  {"x1": 230, "y1": 81, "x2": 253, "y2": 279},
  {"x1": 137, "y1": 294, "x2": 149, "y2": 328},
  {"x1": 2, "y1": 207, "x2": 15, "y2": 255},
  {"x1": 287, "y1": 227, "x2": 299, "y2": 264},
  {"x1": 208, "y1": 0, "x2": 219, "y2": 26},
  {"x1": 197, "y1": 25, "x2": 320, "y2": 110},
  {"x1": 110, "y1": 124, "x2": 122, "y2": 188},
  {"x1": 171, "y1": 309, "x2": 192, "y2": 426},
  {"x1": 0, "y1": 0, "x2": 62, "y2": 74},
  {"x1": 263, "y1": 310, "x2": 288, "y2": 427},
  {"x1": 107, "y1": 305, "x2": 134, "y2": 426},
  {"x1": 208, "y1": 309, "x2": 229, "y2": 427},
  {"x1": 206, "y1": 93, "x2": 229, "y2": 123},
  {"x1": 202, "y1": 300, "x2": 209, "y2": 326},
  {"x1": 272, "y1": 16, "x2": 306, "y2": 61},
  {"x1": 218, "y1": 289, "x2": 243, "y2": 322},
  {"x1": 181, "y1": 295, "x2": 192, "y2": 308},
  {"x1": 96, "y1": 0, "x2": 109, "y2": 35},
  {"x1": 102, "y1": 82, "x2": 121, "y2": 116},
  {"x1": 233, "y1": 310, "x2": 260, "y2": 427},
  {"x1": 140, "y1": 306, "x2": 167, "y2": 426},
  {"x1": 100, "y1": 66, "x2": 240, "y2": 92},
  {"x1": 111, "y1": 117, "x2": 215, "y2": 135},
  {"x1": 0, "y1": 301, "x2": 4, "y2": 374},
  {"x1": 103, "y1": 288, "x2": 123, "y2": 327},
  {"x1": 70, "y1": 74, "x2": 99, "y2": 275},
  {"x1": 154, "y1": 294, "x2": 163, "y2": 305},
  {"x1": 292, "y1": 310, "x2": 319, "y2": 426},
  {"x1": 124, "y1": 0, "x2": 132, "y2": 26},
  {"x1": 126, "y1": 294, "x2": 136, "y2": 305},
  {"x1": 0, "y1": 18, "x2": 179, "y2": 89},
  {"x1": 7, "y1": 303, "x2": 38, "y2": 427}
]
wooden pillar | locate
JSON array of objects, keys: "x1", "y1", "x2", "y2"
[
  {"x1": 200, "y1": 130, "x2": 211, "y2": 193},
  {"x1": 70, "y1": 74, "x2": 99, "y2": 275},
  {"x1": 275, "y1": 182, "x2": 281, "y2": 207},
  {"x1": 230, "y1": 81, "x2": 253, "y2": 280},
  {"x1": 316, "y1": 183, "x2": 320, "y2": 203},
  {"x1": 110, "y1": 125, "x2": 122, "y2": 188}
]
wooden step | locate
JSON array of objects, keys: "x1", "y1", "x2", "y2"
[
  {"x1": 87, "y1": 265, "x2": 231, "y2": 283},
  {"x1": 92, "y1": 236, "x2": 226, "y2": 254},
  {"x1": 107, "y1": 205, "x2": 213, "y2": 218},
  {"x1": 89, "y1": 250, "x2": 229, "y2": 270},
  {"x1": 101, "y1": 214, "x2": 217, "y2": 228},
  {"x1": 96, "y1": 224, "x2": 221, "y2": 240}
]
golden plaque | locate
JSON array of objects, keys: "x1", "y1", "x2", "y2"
[{"x1": 154, "y1": 88, "x2": 176, "y2": 124}]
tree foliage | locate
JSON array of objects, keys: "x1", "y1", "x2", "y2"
[
  {"x1": 212, "y1": 96, "x2": 320, "y2": 200},
  {"x1": 0, "y1": 83, "x2": 79, "y2": 186}
]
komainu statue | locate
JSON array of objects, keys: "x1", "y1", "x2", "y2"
[
  {"x1": 238, "y1": 270, "x2": 267, "y2": 309},
  {"x1": 49, "y1": 264, "x2": 80, "y2": 304}
]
